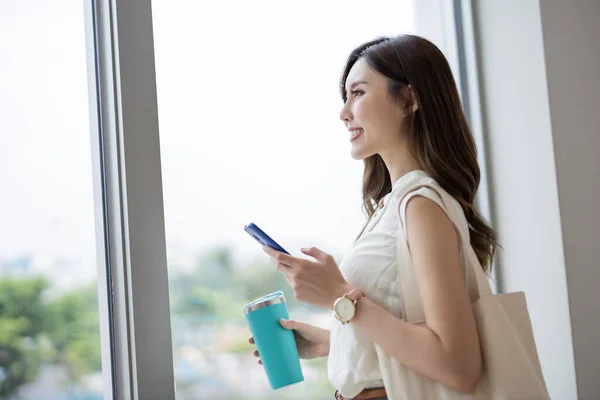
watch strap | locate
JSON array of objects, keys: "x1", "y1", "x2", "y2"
[{"x1": 344, "y1": 288, "x2": 365, "y2": 303}]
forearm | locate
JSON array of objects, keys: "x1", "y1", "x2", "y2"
[
  {"x1": 340, "y1": 291, "x2": 478, "y2": 393},
  {"x1": 320, "y1": 328, "x2": 331, "y2": 358}
]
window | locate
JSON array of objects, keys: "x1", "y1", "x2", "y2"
[
  {"x1": 151, "y1": 0, "x2": 415, "y2": 398},
  {"x1": 2, "y1": 1, "x2": 467, "y2": 398},
  {"x1": 0, "y1": 2, "x2": 105, "y2": 399}
]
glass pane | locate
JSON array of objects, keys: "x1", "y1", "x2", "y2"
[
  {"x1": 0, "y1": 2, "x2": 105, "y2": 399},
  {"x1": 152, "y1": 1, "x2": 414, "y2": 398}
]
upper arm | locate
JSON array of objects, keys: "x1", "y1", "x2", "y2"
[{"x1": 404, "y1": 195, "x2": 480, "y2": 357}]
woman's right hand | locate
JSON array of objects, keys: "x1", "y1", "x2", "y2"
[{"x1": 249, "y1": 319, "x2": 330, "y2": 364}]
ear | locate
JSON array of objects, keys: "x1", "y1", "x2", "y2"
[{"x1": 407, "y1": 84, "x2": 419, "y2": 113}]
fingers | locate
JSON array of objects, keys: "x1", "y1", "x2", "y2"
[
  {"x1": 273, "y1": 258, "x2": 293, "y2": 272},
  {"x1": 301, "y1": 246, "x2": 330, "y2": 262},
  {"x1": 263, "y1": 246, "x2": 298, "y2": 267},
  {"x1": 249, "y1": 338, "x2": 262, "y2": 365},
  {"x1": 280, "y1": 318, "x2": 295, "y2": 330},
  {"x1": 253, "y1": 349, "x2": 262, "y2": 365},
  {"x1": 280, "y1": 318, "x2": 307, "y2": 332}
]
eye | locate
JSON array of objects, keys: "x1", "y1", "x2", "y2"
[{"x1": 351, "y1": 90, "x2": 364, "y2": 97}]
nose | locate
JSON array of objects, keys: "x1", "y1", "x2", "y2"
[{"x1": 339, "y1": 101, "x2": 352, "y2": 123}]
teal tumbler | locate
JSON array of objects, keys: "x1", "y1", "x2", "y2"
[{"x1": 244, "y1": 290, "x2": 304, "y2": 389}]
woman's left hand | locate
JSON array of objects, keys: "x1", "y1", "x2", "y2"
[{"x1": 264, "y1": 246, "x2": 351, "y2": 309}]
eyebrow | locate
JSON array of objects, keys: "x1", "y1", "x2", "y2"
[{"x1": 345, "y1": 80, "x2": 369, "y2": 92}]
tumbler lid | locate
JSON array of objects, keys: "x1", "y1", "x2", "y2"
[{"x1": 243, "y1": 290, "x2": 286, "y2": 314}]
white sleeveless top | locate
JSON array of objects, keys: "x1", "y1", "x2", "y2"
[{"x1": 328, "y1": 170, "x2": 475, "y2": 400}]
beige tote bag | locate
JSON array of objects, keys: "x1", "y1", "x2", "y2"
[{"x1": 395, "y1": 180, "x2": 550, "y2": 399}]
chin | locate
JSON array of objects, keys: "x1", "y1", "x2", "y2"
[
  {"x1": 350, "y1": 146, "x2": 373, "y2": 160},
  {"x1": 350, "y1": 151, "x2": 364, "y2": 160}
]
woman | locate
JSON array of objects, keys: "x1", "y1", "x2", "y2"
[{"x1": 250, "y1": 34, "x2": 497, "y2": 400}]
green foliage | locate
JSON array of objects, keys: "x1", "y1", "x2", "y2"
[
  {"x1": 0, "y1": 245, "x2": 332, "y2": 398},
  {"x1": 171, "y1": 246, "x2": 241, "y2": 316},
  {"x1": 45, "y1": 285, "x2": 102, "y2": 382},
  {"x1": 0, "y1": 277, "x2": 48, "y2": 337},
  {"x1": 0, "y1": 278, "x2": 101, "y2": 397},
  {"x1": 169, "y1": 245, "x2": 308, "y2": 326},
  {"x1": 232, "y1": 259, "x2": 301, "y2": 309},
  {"x1": 0, "y1": 277, "x2": 48, "y2": 398}
]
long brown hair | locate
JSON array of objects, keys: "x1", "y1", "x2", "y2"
[{"x1": 341, "y1": 35, "x2": 497, "y2": 273}]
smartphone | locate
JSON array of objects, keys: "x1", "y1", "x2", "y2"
[{"x1": 244, "y1": 222, "x2": 291, "y2": 255}]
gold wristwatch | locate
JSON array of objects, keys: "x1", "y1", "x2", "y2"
[{"x1": 333, "y1": 288, "x2": 365, "y2": 324}]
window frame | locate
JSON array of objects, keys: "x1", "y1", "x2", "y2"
[{"x1": 85, "y1": 0, "x2": 175, "y2": 398}]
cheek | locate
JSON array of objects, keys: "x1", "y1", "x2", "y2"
[
  {"x1": 353, "y1": 100, "x2": 375, "y2": 129},
  {"x1": 354, "y1": 100, "x2": 387, "y2": 136},
  {"x1": 353, "y1": 97, "x2": 401, "y2": 144},
  {"x1": 382, "y1": 109, "x2": 404, "y2": 135},
  {"x1": 374, "y1": 104, "x2": 404, "y2": 140}
]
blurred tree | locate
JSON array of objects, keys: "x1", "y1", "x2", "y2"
[
  {"x1": 45, "y1": 284, "x2": 102, "y2": 384},
  {"x1": 170, "y1": 246, "x2": 242, "y2": 329},
  {"x1": 232, "y1": 259, "x2": 301, "y2": 310},
  {"x1": 0, "y1": 278, "x2": 101, "y2": 397},
  {"x1": 170, "y1": 246, "x2": 240, "y2": 317},
  {"x1": 0, "y1": 277, "x2": 47, "y2": 398},
  {"x1": 194, "y1": 246, "x2": 236, "y2": 290}
]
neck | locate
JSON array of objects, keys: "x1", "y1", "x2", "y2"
[{"x1": 379, "y1": 144, "x2": 423, "y2": 185}]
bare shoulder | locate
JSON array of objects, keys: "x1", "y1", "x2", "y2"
[
  {"x1": 404, "y1": 195, "x2": 457, "y2": 245},
  {"x1": 402, "y1": 193, "x2": 463, "y2": 294}
]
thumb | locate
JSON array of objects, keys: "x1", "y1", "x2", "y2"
[
  {"x1": 301, "y1": 246, "x2": 328, "y2": 261},
  {"x1": 280, "y1": 318, "x2": 296, "y2": 330}
]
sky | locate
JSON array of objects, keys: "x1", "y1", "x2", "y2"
[{"x1": 0, "y1": 0, "x2": 416, "y2": 282}]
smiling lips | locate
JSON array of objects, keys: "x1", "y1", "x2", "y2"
[{"x1": 349, "y1": 128, "x2": 364, "y2": 142}]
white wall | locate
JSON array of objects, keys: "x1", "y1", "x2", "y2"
[
  {"x1": 539, "y1": 1, "x2": 600, "y2": 398},
  {"x1": 472, "y1": 0, "x2": 600, "y2": 398}
]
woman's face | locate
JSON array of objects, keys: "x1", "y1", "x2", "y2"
[{"x1": 340, "y1": 59, "x2": 408, "y2": 160}]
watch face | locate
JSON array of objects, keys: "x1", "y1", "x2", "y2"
[{"x1": 335, "y1": 297, "x2": 355, "y2": 321}]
